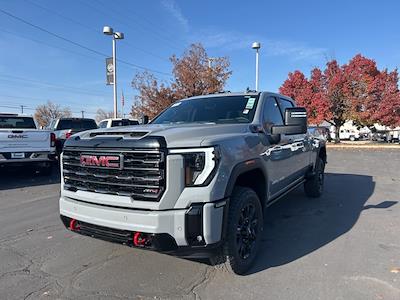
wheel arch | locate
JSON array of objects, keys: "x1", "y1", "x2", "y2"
[
  {"x1": 224, "y1": 159, "x2": 268, "y2": 210},
  {"x1": 318, "y1": 145, "x2": 327, "y2": 164}
]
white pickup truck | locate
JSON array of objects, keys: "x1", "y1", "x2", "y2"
[{"x1": 0, "y1": 114, "x2": 56, "y2": 174}]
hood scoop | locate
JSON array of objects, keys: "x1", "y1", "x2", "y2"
[{"x1": 89, "y1": 131, "x2": 149, "y2": 138}]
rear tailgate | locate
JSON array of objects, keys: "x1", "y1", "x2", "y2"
[{"x1": 0, "y1": 129, "x2": 52, "y2": 152}]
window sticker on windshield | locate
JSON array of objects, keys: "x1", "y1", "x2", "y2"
[
  {"x1": 245, "y1": 97, "x2": 256, "y2": 109},
  {"x1": 243, "y1": 109, "x2": 249, "y2": 114},
  {"x1": 171, "y1": 102, "x2": 181, "y2": 107}
]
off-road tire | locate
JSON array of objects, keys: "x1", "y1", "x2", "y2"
[
  {"x1": 211, "y1": 186, "x2": 263, "y2": 275},
  {"x1": 304, "y1": 157, "x2": 325, "y2": 198}
]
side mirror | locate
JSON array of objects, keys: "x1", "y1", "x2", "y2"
[
  {"x1": 142, "y1": 115, "x2": 149, "y2": 124},
  {"x1": 271, "y1": 107, "x2": 307, "y2": 135}
]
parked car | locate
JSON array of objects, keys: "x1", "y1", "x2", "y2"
[
  {"x1": 47, "y1": 118, "x2": 97, "y2": 154},
  {"x1": 371, "y1": 132, "x2": 386, "y2": 142},
  {"x1": 59, "y1": 91, "x2": 326, "y2": 275},
  {"x1": 98, "y1": 118, "x2": 139, "y2": 128},
  {"x1": 0, "y1": 113, "x2": 56, "y2": 174},
  {"x1": 330, "y1": 128, "x2": 360, "y2": 141},
  {"x1": 308, "y1": 126, "x2": 331, "y2": 142}
]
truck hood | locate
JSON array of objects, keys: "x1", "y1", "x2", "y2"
[{"x1": 76, "y1": 123, "x2": 250, "y2": 148}]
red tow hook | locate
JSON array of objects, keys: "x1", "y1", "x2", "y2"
[
  {"x1": 133, "y1": 232, "x2": 147, "y2": 247},
  {"x1": 69, "y1": 219, "x2": 80, "y2": 231}
]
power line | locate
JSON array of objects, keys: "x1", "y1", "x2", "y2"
[
  {"x1": 0, "y1": 103, "x2": 98, "y2": 115},
  {"x1": 0, "y1": 94, "x2": 105, "y2": 110},
  {"x1": 0, "y1": 89, "x2": 111, "y2": 114},
  {"x1": 23, "y1": 0, "x2": 99, "y2": 34},
  {"x1": 24, "y1": 0, "x2": 171, "y2": 64},
  {"x1": 81, "y1": 0, "x2": 182, "y2": 53},
  {"x1": 0, "y1": 74, "x2": 107, "y2": 97},
  {"x1": 0, "y1": 7, "x2": 171, "y2": 76},
  {"x1": 2, "y1": 29, "x2": 101, "y2": 62},
  {"x1": 105, "y1": 0, "x2": 188, "y2": 45}
]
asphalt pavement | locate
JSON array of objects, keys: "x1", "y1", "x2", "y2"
[{"x1": 0, "y1": 149, "x2": 399, "y2": 300}]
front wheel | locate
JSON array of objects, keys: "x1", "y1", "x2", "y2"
[
  {"x1": 214, "y1": 186, "x2": 263, "y2": 275},
  {"x1": 304, "y1": 157, "x2": 325, "y2": 198}
]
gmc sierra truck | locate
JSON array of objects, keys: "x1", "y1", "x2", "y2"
[
  {"x1": 0, "y1": 113, "x2": 56, "y2": 174},
  {"x1": 59, "y1": 92, "x2": 327, "y2": 274}
]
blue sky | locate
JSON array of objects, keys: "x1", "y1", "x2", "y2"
[{"x1": 0, "y1": 0, "x2": 399, "y2": 118}]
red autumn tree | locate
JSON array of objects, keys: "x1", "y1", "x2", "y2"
[
  {"x1": 279, "y1": 70, "x2": 313, "y2": 111},
  {"x1": 280, "y1": 54, "x2": 400, "y2": 143},
  {"x1": 370, "y1": 69, "x2": 400, "y2": 127},
  {"x1": 323, "y1": 60, "x2": 351, "y2": 142},
  {"x1": 132, "y1": 43, "x2": 232, "y2": 119},
  {"x1": 343, "y1": 54, "x2": 379, "y2": 126}
]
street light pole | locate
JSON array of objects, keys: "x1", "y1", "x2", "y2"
[
  {"x1": 255, "y1": 48, "x2": 259, "y2": 91},
  {"x1": 103, "y1": 26, "x2": 124, "y2": 119},
  {"x1": 112, "y1": 37, "x2": 117, "y2": 118},
  {"x1": 252, "y1": 42, "x2": 261, "y2": 91}
]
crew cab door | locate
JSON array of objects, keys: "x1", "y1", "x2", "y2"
[
  {"x1": 260, "y1": 96, "x2": 294, "y2": 196},
  {"x1": 276, "y1": 97, "x2": 310, "y2": 182}
]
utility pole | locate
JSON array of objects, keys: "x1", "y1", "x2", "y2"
[
  {"x1": 81, "y1": 110, "x2": 85, "y2": 118},
  {"x1": 20, "y1": 105, "x2": 25, "y2": 114}
]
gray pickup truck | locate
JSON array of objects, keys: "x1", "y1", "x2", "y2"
[{"x1": 59, "y1": 92, "x2": 326, "y2": 274}]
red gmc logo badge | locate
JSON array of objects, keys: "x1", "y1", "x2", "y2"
[{"x1": 80, "y1": 154, "x2": 122, "y2": 169}]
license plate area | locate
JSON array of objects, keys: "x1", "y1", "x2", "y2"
[{"x1": 11, "y1": 152, "x2": 25, "y2": 159}]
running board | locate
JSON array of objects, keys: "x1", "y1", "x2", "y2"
[{"x1": 266, "y1": 179, "x2": 305, "y2": 208}]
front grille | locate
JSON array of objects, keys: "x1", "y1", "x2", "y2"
[{"x1": 62, "y1": 149, "x2": 165, "y2": 201}]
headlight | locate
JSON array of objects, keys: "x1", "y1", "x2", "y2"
[{"x1": 170, "y1": 147, "x2": 220, "y2": 186}]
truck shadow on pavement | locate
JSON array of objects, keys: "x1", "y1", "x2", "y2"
[
  {"x1": 0, "y1": 164, "x2": 60, "y2": 190},
  {"x1": 248, "y1": 172, "x2": 394, "y2": 275}
]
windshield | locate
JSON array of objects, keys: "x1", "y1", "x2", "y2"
[
  {"x1": 0, "y1": 117, "x2": 36, "y2": 129},
  {"x1": 111, "y1": 120, "x2": 139, "y2": 127},
  {"x1": 152, "y1": 95, "x2": 259, "y2": 125},
  {"x1": 57, "y1": 119, "x2": 98, "y2": 130}
]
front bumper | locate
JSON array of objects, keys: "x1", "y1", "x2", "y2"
[
  {"x1": 60, "y1": 196, "x2": 226, "y2": 255},
  {"x1": 0, "y1": 151, "x2": 56, "y2": 165}
]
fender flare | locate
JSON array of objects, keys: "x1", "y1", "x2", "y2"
[
  {"x1": 317, "y1": 145, "x2": 327, "y2": 164},
  {"x1": 224, "y1": 158, "x2": 268, "y2": 198}
]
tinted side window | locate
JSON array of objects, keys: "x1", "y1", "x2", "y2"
[
  {"x1": 57, "y1": 120, "x2": 72, "y2": 130},
  {"x1": 277, "y1": 98, "x2": 294, "y2": 119},
  {"x1": 128, "y1": 120, "x2": 139, "y2": 125},
  {"x1": 82, "y1": 119, "x2": 97, "y2": 129},
  {"x1": 111, "y1": 120, "x2": 124, "y2": 127},
  {"x1": 0, "y1": 117, "x2": 36, "y2": 129},
  {"x1": 98, "y1": 121, "x2": 107, "y2": 128},
  {"x1": 263, "y1": 97, "x2": 283, "y2": 132}
]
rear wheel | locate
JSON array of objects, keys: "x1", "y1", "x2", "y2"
[
  {"x1": 304, "y1": 157, "x2": 325, "y2": 197},
  {"x1": 212, "y1": 186, "x2": 263, "y2": 275}
]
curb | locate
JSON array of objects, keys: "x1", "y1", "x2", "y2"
[{"x1": 326, "y1": 144, "x2": 400, "y2": 149}]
